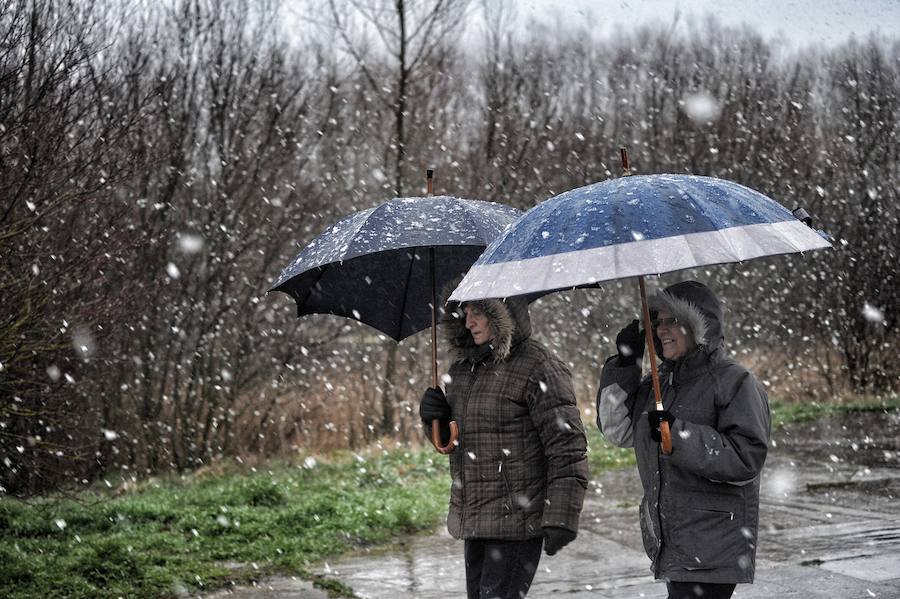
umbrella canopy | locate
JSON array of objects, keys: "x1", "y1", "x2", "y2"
[
  {"x1": 450, "y1": 171, "x2": 832, "y2": 454},
  {"x1": 271, "y1": 195, "x2": 522, "y2": 341},
  {"x1": 450, "y1": 174, "x2": 832, "y2": 302}
]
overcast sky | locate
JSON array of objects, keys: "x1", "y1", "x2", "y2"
[{"x1": 520, "y1": 0, "x2": 899, "y2": 48}]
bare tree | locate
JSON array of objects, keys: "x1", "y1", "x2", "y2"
[
  {"x1": 0, "y1": 0, "x2": 165, "y2": 493},
  {"x1": 99, "y1": 0, "x2": 348, "y2": 472},
  {"x1": 324, "y1": 0, "x2": 471, "y2": 435}
]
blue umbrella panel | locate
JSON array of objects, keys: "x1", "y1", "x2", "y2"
[{"x1": 451, "y1": 174, "x2": 831, "y2": 302}]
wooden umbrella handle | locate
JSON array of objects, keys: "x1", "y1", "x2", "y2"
[
  {"x1": 426, "y1": 243, "x2": 457, "y2": 454},
  {"x1": 432, "y1": 419, "x2": 459, "y2": 454},
  {"x1": 622, "y1": 152, "x2": 670, "y2": 454},
  {"x1": 639, "y1": 277, "x2": 672, "y2": 455}
]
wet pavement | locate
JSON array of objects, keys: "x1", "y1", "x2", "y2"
[{"x1": 209, "y1": 410, "x2": 900, "y2": 598}]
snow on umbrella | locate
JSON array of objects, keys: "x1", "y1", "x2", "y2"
[
  {"x1": 270, "y1": 192, "x2": 522, "y2": 452},
  {"x1": 451, "y1": 164, "x2": 832, "y2": 452}
]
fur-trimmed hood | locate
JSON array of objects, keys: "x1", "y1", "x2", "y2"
[
  {"x1": 648, "y1": 280, "x2": 725, "y2": 353},
  {"x1": 440, "y1": 279, "x2": 532, "y2": 364}
]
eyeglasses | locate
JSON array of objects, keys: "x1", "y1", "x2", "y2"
[{"x1": 651, "y1": 317, "x2": 679, "y2": 329}]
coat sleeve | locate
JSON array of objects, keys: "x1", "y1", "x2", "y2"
[
  {"x1": 596, "y1": 356, "x2": 642, "y2": 448},
  {"x1": 667, "y1": 368, "x2": 770, "y2": 483},
  {"x1": 527, "y1": 359, "x2": 589, "y2": 534}
]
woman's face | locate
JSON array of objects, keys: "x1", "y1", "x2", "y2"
[
  {"x1": 653, "y1": 309, "x2": 695, "y2": 360},
  {"x1": 464, "y1": 305, "x2": 493, "y2": 346}
]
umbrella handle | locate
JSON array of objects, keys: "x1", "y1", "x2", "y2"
[
  {"x1": 431, "y1": 419, "x2": 459, "y2": 454},
  {"x1": 639, "y1": 277, "x2": 673, "y2": 455}
]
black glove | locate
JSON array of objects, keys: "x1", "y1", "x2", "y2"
[
  {"x1": 419, "y1": 387, "x2": 450, "y2": 423},
  {"x1": 616, "y1": 319, "x2": 644, "y2": 366},
  {"x1": 543, "y1": 526, "x2": 576, "y2": 556},
  {"x1": 647, "y1": 409, "x2": 676, "y2": 442}
]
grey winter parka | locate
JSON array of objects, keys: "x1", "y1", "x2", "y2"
[
  {"x1": 597, "y1": 281, "x2": 770, "y2": 584},
  {"x1": 439, "y1": 293, "x2": 588, "y2": 541}
]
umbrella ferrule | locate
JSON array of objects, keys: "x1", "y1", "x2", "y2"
[{"x1": 792, "y1": 206, "x2": 813, "y2": 227}]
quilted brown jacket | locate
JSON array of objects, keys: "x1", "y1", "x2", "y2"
[{"x1": 438, "y1": 293, "x2": 588, "y2": 540}]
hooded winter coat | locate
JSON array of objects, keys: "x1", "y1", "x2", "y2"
[
  {"x1": 597, "y1": 281, "x2": 770, "y2": 584},
  {"x1": 438, "y1": 293, "x2": 588, "y2": 541}
]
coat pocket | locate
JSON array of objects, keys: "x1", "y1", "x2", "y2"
[
  {"x1": 449, "y1": 453, "x2": 464, "y2": 508},
  {"x1": 671, "y1": 495, "x2": 746, "y2": 570},
  {"x1": 500, "y1": 461, "x2": 517, "y2": 515}
]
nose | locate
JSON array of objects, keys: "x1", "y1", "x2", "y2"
[{"x1": 465, "y1": 315, "x2": 476, "y2": 330}]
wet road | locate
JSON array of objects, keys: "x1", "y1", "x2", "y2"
[{"x1": 212, "y1": 410, "x2": 900, "y2": 598}]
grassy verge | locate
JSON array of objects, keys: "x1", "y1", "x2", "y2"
[
  {"x1": 0, "y1": 449, "x2": 449, "y2": 598},
  {"x1": 1, "y1": 437, "x2": 636, "y2": 599},
  {"x1": 769, "y1": 394, "x2": 900, "y2": 428},
  {"x1": 587, "y1": 428, "x2": 636, "y2": 474}
]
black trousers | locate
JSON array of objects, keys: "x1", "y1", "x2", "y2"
[
  {"x1": 464, "y1": 537, "x2": 543, "y2": 599},
  {"x1": 666, "y1": 581, "x2": 737, "y2": 599}
]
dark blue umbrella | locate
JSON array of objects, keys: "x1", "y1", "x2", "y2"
[
  {"x1": 270, "y1": 193, "x2": 522, "y2": 453},
  {"x1": 451, "y1": 174, "x2": 831, "y2": 301},
  {"x1": 271, "y1": 195, "x2": 521, "y2": 340},
  {"x1": 451, "y1": 167, "x2": 832, "y2": 452}
]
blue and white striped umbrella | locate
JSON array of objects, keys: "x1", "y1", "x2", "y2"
[{"x1": 451, "y1": 174, "x2": 832, "y2": 302}]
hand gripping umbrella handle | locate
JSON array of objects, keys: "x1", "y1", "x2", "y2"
[
  {"x1": 639, "y1": 277, "x2": 673, "y2": 455},
  {"x1": 431, "y1": 419, "x2": 459, "y2": 454}
]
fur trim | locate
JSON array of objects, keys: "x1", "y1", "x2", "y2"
[
  {"x1": 648, "y1": 291, "x2": 710, "y2": 347},
  {"x1": 441, "y1": 298, "x2": 516, "y2": 363},
  {"x1": 439, "y1": 276, "x2": 521, "y2": 364}
]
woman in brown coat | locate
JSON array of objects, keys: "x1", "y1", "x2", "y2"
[{"x1": 419, "y1": 292, "x2": 588, "y2": 599}]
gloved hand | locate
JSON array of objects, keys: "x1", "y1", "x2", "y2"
[
  {"x1": 647, "y1": 409, "x2": 676, "y2": 443},
  {"x1": 616, "y1": 319, "x2": 644, "y2": 366},
  {"x1": 419, "y1": 387, "x2": 450, "y2": 423},
  {"x1": 543, "y1": 526, "x2": 576, "y2": 556}
]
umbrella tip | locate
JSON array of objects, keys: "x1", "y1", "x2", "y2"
[
  {"x1": 792, "y1": 206, "x2": 813, "y2": 228},
  {"x1": 620, "y1": 148, "x2": 631, "y2": 176},
  {"x1": 426, "y1": 169, "x2": 434, "y2": 196}
]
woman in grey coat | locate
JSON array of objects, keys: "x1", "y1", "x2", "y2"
[
  {"x1": 597, "y1": 281, "x2": 770, "y2": 599},
  {"x1": 419, "y1": 289, "x2": 588, "y2": 599}
]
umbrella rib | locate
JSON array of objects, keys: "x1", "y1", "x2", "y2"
[{"x1": 395, "y1": 247, "x2": 420, "y2": 340}]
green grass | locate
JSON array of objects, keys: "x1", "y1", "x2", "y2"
[
  {"x1": 769, "y1": 394, "x2": 900, "y2": 428},
  {"x1": 587, "y1": 428, "x2": 636, "y2": 474},
  {"x1": 0, "y1": 439, "x2": 636, "y2": 598},
  {"x1": 0, "y1": 450, "x2": 449, "y2": 599}
]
